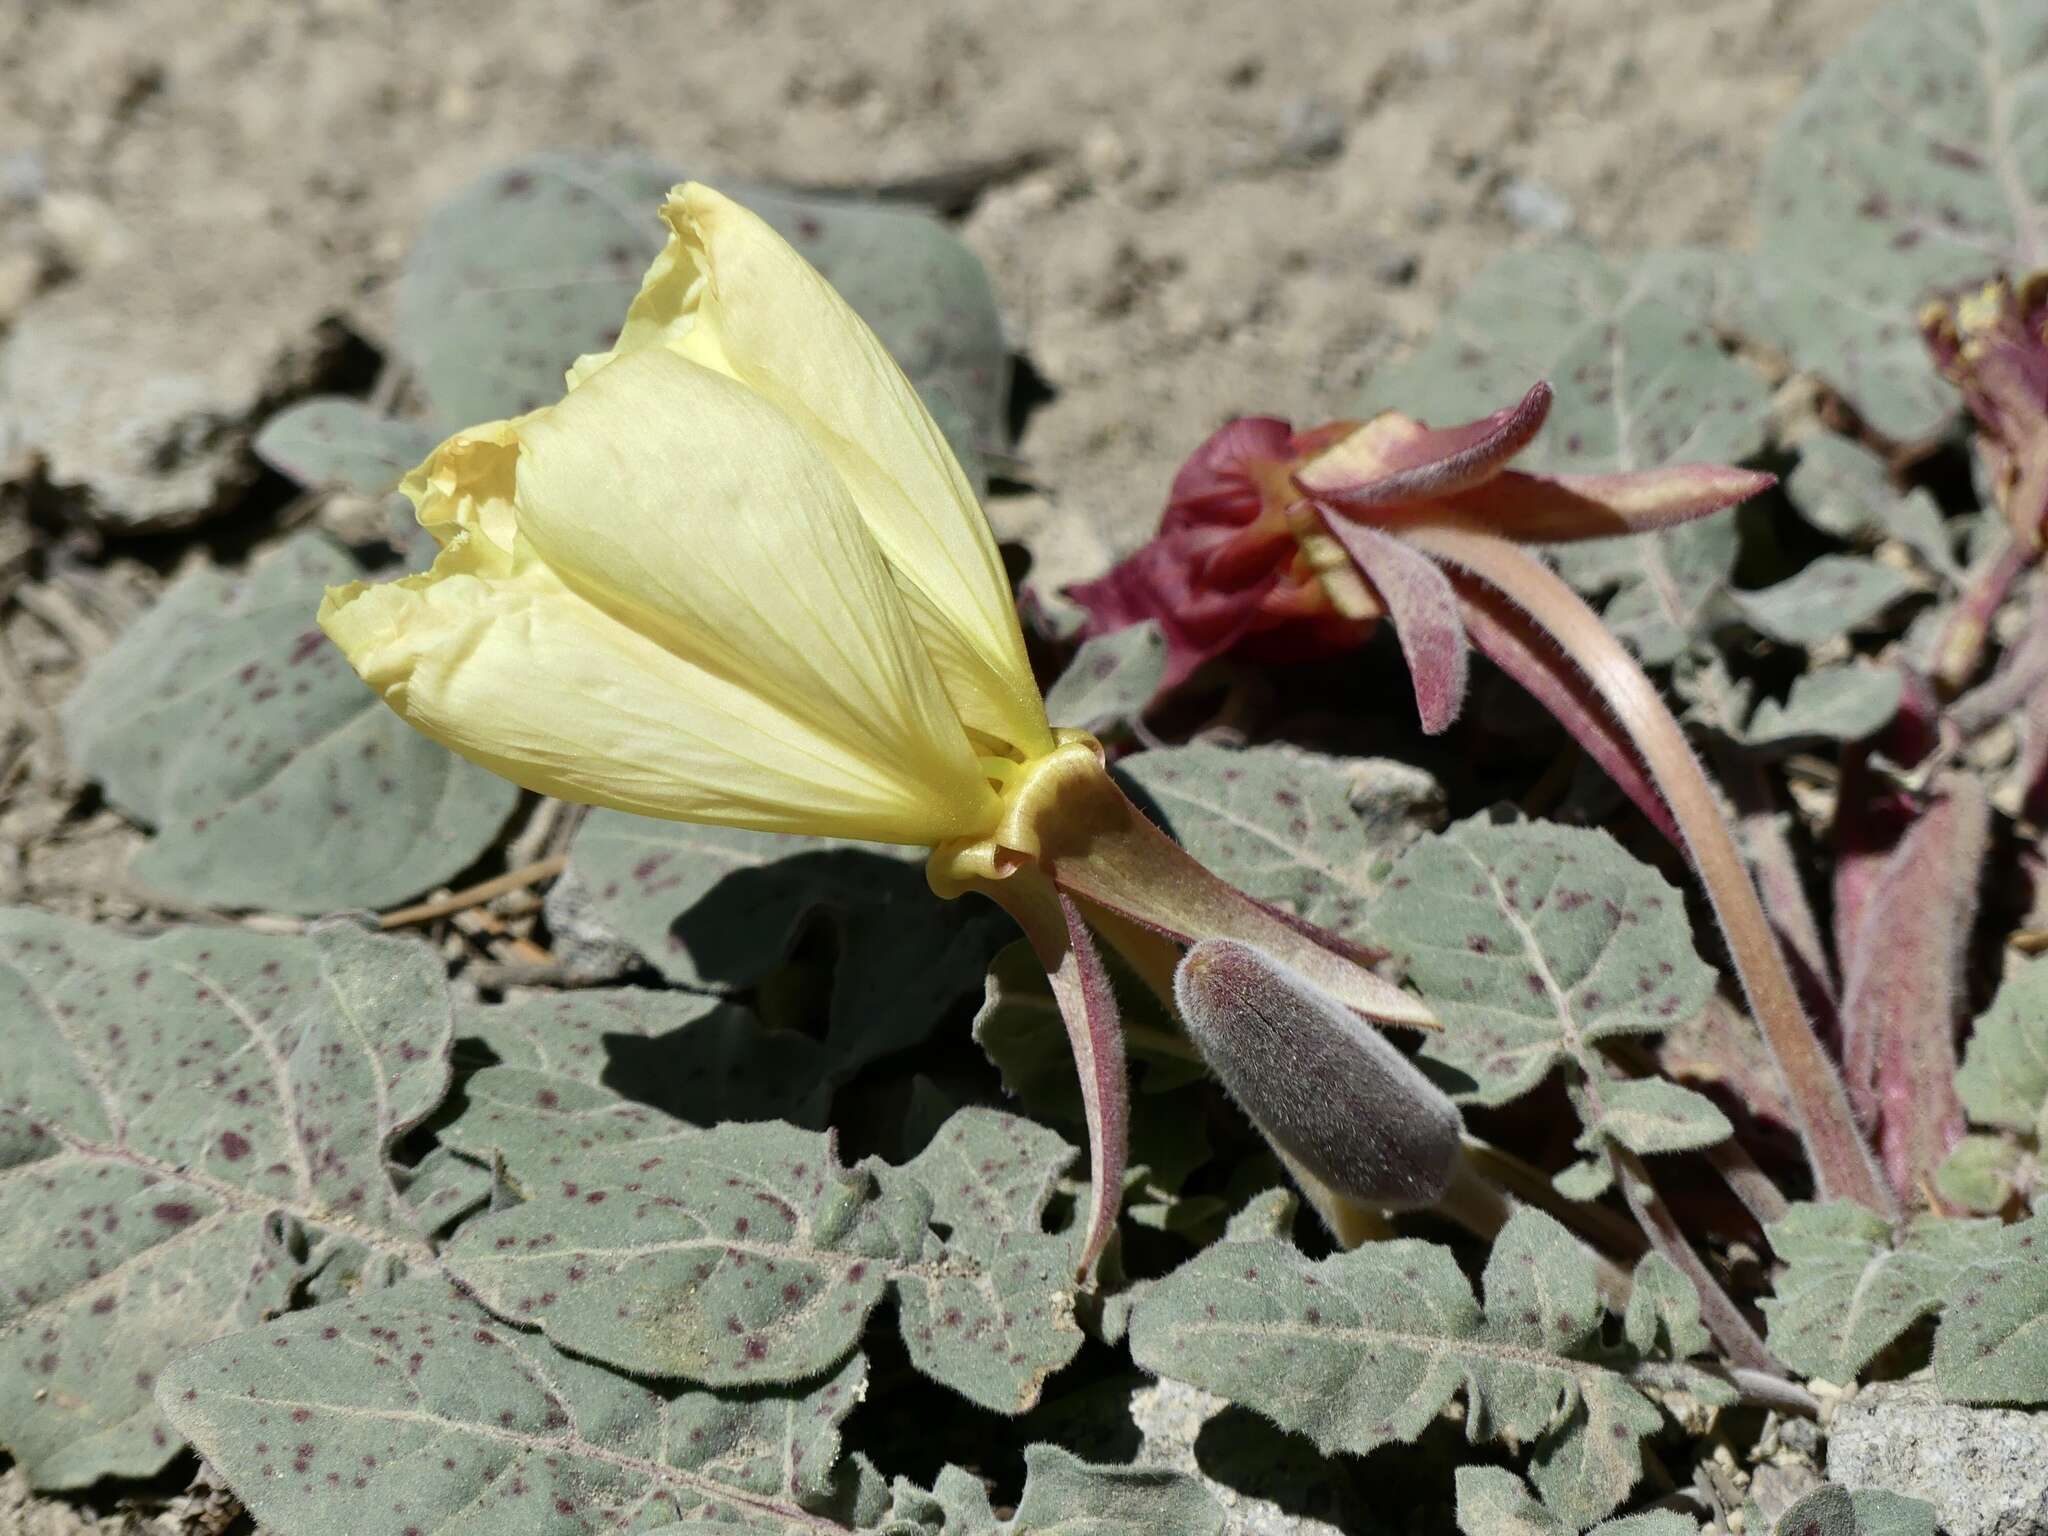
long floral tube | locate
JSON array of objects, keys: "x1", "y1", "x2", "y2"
[{"x1": 1403, "y1": 524, "x2": 1899, "y2": 1220}]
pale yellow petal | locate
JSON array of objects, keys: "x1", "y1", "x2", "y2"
[
  {"x1": 513, "y1": 346, "x2": 991, "y2": 812},
  {"x1": 573, "y1": 181, "x2": 1052, "y2": 760},
  {"x1": 318, "y1": 534, "x2": 998, "y2": 845},
  {"x1": 398, "y1": 416, "x2": 530, "y2": 572}
]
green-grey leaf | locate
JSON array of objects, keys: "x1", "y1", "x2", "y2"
[
  {"x1": 440, "y1": 1103, "x2": 1083, "y2": 1412},
  {"x1": 561, "y1": 812, "x2": 996, "y2": 1071},
  {"x1": 1007, "y1": 1444, "x2": 1226, "y2": 1536},
  {"x1": 974, "y1": 940, "x2": 1083, "y2": 1123},
  {"x1": 894, "y1": 1109, "x2": 1084, "y2": 1413},
  {"x1": 1934, "y1": 1134, "x2": 2024, "y2": 1214},
  {"x1": 253, "y1": 397, "x2": 441, "y2": 497},
  {"x1": 462, "y1": 989, "x2": 834, "y2": 1130},
  {"x1": 1932, "y1": 1211, "x2": 2048, "y2": 1403},
  {"x1": 437, "y1": 1064, "x2": 693, "y2": 1178},
  {"x1": 0, "y1": 912, "x2": 448, "y2": 1486},
  {"x1": 1731, "y1": 557, "x2": 1916, "y2": 646},
  {"x1": 1625, "y1": 1253, "x2": 1711, "y2": 1360},
  {"x1": 1773, "y1": 1484, "x2": 1939, "y2": 1536},
  {"x1": 1362, "y1": 246, "x2": 1771, "y2": 475},
  {"x1": 1045, "y1": 622, "x2": 1166, "y2": 735},
  {"x1": 1552, "y1": 512, "x2": 1742, "y2": 667},
  {"x1": 1370, "y1": 819, "x2": 1715, "y2": 1106},
  {"x1": 1741, "y1": 665, "x2": 1904, "y2": 748},
  {"x1": 890, "y1": 1444, "x2": 1225, "y2": 1536},
  {"x1": 1119, "y1": 744, "x2": 1441, "y2": 945},
  {"x1": 395, "y1": 153, "x2": 1008, "y2": 484},
  {"x1": 1752, "y1": 0, "x2": 2048, "y2": 440},
  {"x1": 1129, "y1": 1207, "x2": 1656, "y2": 1528},
  {"x1": 1456, "y1": 1468, "x2": 1702, "y2": 1536},
  {"x1": 1786, "y1": 436, "x2": 1959, "y2": 581},
  {"x1": 157, "y1": 1279, "x2": 866, "y2": 1535},
  {"x1": 1955, "y1": 956, "x2": 2048, "y2": 1135},
  {"x1": 1761, "y1": 1201, "x2": 2002, "y2": 1384},
  {"x1": 60, "y1": 532, "x2": 518, "y2": 912},
  {"x1": 1583, "y1": 1079, "x2": 1731, "y2": 1157},
  {"x1": 442, "y1": 1120, "x2": 903, "y2": 1384}
]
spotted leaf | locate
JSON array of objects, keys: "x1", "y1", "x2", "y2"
[
  {"x1": 558, "y1": 813, "x2": 1000, "y2": 1072},
  {"x1": 0, "y1": 911, "x2": 451, "y2": 1487},
  {"x1": 157, "y1": 1279, "x2": 868, "y2": 1536},
  {"x1": 460, "y1": 989, "x2": 835, "y2": 1132},
  {"x1": 1118, "y1": 743, "x2": 1443, "y2": 947},
  {"x1": 1752, "y1": 0, "x2": 2048, "y2": 441},
  {"x1": 1369, "y1": 820, "x2": 1714, "y2": 1109},
  {"x1": 439, "y1": 1098, "x2": 1084, "y2": 1414},
  {"x1": 1044, "y1": 621, "x2": 1168, "y2": 734},
  {"x1": 1932, "y1": 1209, "x2": 2048, "y2": 1404},
  {"x1": 1129, "y1": 1207, "x2": 1660, "y2": 1529},
  {"x1": 60, "y1": 532, "x2": 518, "y2": 913},
  {"x1": 1761, "y1": 1202, "x2": 2001, "y2": 1384}
]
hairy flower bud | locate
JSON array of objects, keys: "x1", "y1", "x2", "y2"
[{"x1": 1175, "y1": 938, "x2": 1462, "y2": 1210}]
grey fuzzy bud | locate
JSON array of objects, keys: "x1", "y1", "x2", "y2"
[{"x1": 1175, "y1": 938, "x2": 1462, "y2": 1210}]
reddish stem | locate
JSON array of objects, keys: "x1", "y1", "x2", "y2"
[
  {"x1": 1404, "y1": 525, "x2": 1898, "y2": 1219},
  {"x1": 1453, "y1": 580, "x2": 1679, "y2": 842}
]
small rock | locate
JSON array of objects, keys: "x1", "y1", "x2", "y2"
[
  {"x1": 1374, "y1": 250, "x2": 1420, "y2": 287},
  {"x1": 1827, "y1": 1385, "x2": 2048, "y2": 1536},
  {"x1": 1274, "y1": 96, "x2": 1346, "y2": 167},
  {"x1": 1499, "y1": 176, "x2": 1575, "y2": 234},
  {"x1": 0, "y1": 245, "x2": 338, "y2": 531},
  {"x1": 541, "y1": 866, "x2": 645, "y2": 982},
  {"x1": 1345, "y1": 755, "x2": 1446, "y2": 866},
  {"x1": 0, "y1": 150, "x2": 44, "y2": 206},
  {"x1": 1747, "y1": 1462, "x2": 1824, "y2": 1531}
]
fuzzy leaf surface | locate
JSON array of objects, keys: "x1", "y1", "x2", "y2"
[
  {"x1": 1045, "y1": 622, "x2": 1167, "y2": 734},
  {"x1": 1785, "y1": 436, "x2": 1958, "y2": 580},
  {"x1": 461, "y1": 989, "x2": 834, "y2": 1131},
  {"x1": 0, "y1": 912, "x2": 449, "y2": 1486},
  {"x1": 561, "y1": 814, "x2": 998, "y2": 1071},
  {"x1": 1624, "y1": 1253, "x2": 1711, "y2": 1361},
  {"x1": 1954, "y1": 956, "x2": 2048, "y2": 1137},
  {"x1": 1931, "y1": 1210, "x2": 2048, "y2": 1403},
  {"x1": 1118, "y1": 743, "x2": 1440, "y2": 945},
  {"x1": 887, "y1": 1444, "x2": 1225, "y2": 1535},
  {"x1": 1761, "y1": 1202, "x2": 2001, "y2": 1384},
  {"x1": 1360, "y1": 246, "x2": 1770, "y2": 475},
  {"x1": 1740, "y1": 665, "x2": 1904, "y2": 748},
  {"x1": 253, "y1": 397, "x2": 442, "y2": 497},
  {"x1": 1369, "y1": 820, "x2": 1714, "y2": 1107},
  {"x1": 157, "y1": 1280, "x2": 867, "y2": 1536},
  {"x1": 1455, "y1": 1468, "x2": 1701, "y2": 1536},
  {"x1": 440, "y1": 1100, "x2": 1082, "y2": 1413},
  {"x1": 1771, "y1": 1484, "x2": 1938, "y2": 1536},
  {"x1": 60, "y1": 533, "x2": 517, "y2": 912},
  {"x1": 1128, "y1": 1207, "x2": 1658, "y2": 1528},
  {"x1": 1581, "y1": 1079, "x2": 1731, "y2": 1157},
  {"x1": 1752, "y1": 0, "x2": 2048, "y2": 440},
  {"x1": 891, "y1": 1109, "x2": 1084, "y2": 1413},
  {"x1": 1731, "y1": 557, "x2": 1915, "y2": 646}
]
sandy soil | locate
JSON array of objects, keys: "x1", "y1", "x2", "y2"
[
  {"x1": 0, "y1": 0, "x2": 1883, "y2": 1525},
  {"x1": 3, "y1": 0, "x2": 1881, "y2": 561}
]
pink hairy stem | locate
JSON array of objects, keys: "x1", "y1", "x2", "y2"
[
  {"x1": 1450, "y1": 578, "x2": 1680, "y2": 843},
  {"x1": 1403, "y1": 524, "x2": 1899, "y2": 1220}
]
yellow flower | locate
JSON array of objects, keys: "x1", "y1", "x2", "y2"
[
  {"x1": 321, "y1": 180, "x2": 1434, "y2": 1278},
  {"x1": 319, "y1": 183, "x2": 1051, "y2": 848}
]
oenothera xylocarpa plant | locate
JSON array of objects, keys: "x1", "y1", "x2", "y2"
[{"x1": 316, "y1": 181, "x2": 1435, "y2": 1281}]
